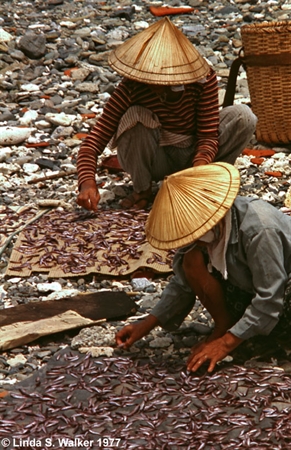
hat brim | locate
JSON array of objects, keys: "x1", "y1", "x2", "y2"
[{"x1": 145, "y1": 162, "x2": 240, "y2": 249}]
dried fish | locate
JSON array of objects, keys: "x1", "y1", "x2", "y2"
[
  {"x1": 10, "y1": 208, "x2": 173, "y2": 275},
  {"x1": 1, "y1": 350, "x2": 291, "y2": 448}
]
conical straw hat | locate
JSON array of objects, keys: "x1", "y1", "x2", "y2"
[
  {"x1": 108, "y1": 17, "x2": 210, "y2": 85},
  {"x1": 145, "y1": 162, "x2": 240, "y2": 250}
]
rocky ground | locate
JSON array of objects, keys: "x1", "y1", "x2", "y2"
[{"x1": 1, "y1": 0, "x2": 291, "y2": 446}]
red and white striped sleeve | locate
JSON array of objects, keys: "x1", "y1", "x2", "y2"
[
  {"x1": 77, "y1": 80, "x2": 132, "y2": 189},
  {"x1": 193, "y1": 69, "x2": 219, "y2": 165}
]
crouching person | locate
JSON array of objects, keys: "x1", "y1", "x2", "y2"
[{"x1": 116, "y1": 163, "x2": 291, "y2": 372}]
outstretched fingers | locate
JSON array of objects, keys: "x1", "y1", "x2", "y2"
[{"x1": 187, "y1": 338, "x2": 229, "y2": 373}]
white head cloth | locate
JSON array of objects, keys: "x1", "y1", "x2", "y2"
[{"x1": 203, "y1": 209, "x2": 232, "y2": 279}]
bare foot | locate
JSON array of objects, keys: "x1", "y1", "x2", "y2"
[{"x1": 120, "y1": 187, "x2": 152, "y2": 209}]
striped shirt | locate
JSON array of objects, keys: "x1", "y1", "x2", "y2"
[{"x1": 77, "y1": 69, "x2": 219, "y2": 188}]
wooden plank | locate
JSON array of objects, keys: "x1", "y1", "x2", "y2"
[{"x1": 0, "y1": 291, "x2": 137, "y2": 327}]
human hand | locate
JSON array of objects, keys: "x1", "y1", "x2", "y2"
[
  {"x1": 186, "y1": 338, "x2": 229, "y2": 373},
  {"x1": 115, "y1": 315, "x2": 160, "y2": 350},
  {"x1": 77, "y1": 180, "x2": 100, "y2": 212},
  {"x1": 186, "y1": 332, "x2": 242, "y2": 373}
]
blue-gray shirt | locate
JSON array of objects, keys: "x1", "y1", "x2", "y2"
[{"x1": 151, "y1": 196, "x2": 291, "y2": 340}]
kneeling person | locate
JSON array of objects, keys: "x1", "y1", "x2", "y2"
[{"x1": 116, "y1": 163, "x2": 291, "y2": 372}]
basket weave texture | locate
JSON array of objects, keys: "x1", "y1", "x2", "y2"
[{"x1": 241, "y1": 21, "x2": 291, "y2": 144}]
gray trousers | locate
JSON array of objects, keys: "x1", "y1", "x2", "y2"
[{"x1": 116, "y1": 105, "x2": 257, "y2": 192}]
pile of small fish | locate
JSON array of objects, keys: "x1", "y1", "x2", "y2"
[
  {"x1": 1, "y1": 349, "x2": 291, "y2": 450},
  {"x1": 8, "y1": 208, "x2": 173, "y2": 276}
]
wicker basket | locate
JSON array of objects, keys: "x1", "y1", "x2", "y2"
[{"x1": 240, "y1": 21, "x2": 291, "y2": 144}]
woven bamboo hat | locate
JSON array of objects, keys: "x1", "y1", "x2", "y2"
[
  {"x1": 108, "y1": 17, "x2": 210, "y2": 85},
  {"x1": 145, "y1": 162, "x2": 240, "y2": 250}
]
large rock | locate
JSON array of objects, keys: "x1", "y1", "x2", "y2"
[
  {"x1": 18, "y1": 33, "x2": 46, "y2": 59},
  {"x1": 0, "y1": 126, "x2": 32, "y2": 145}
]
